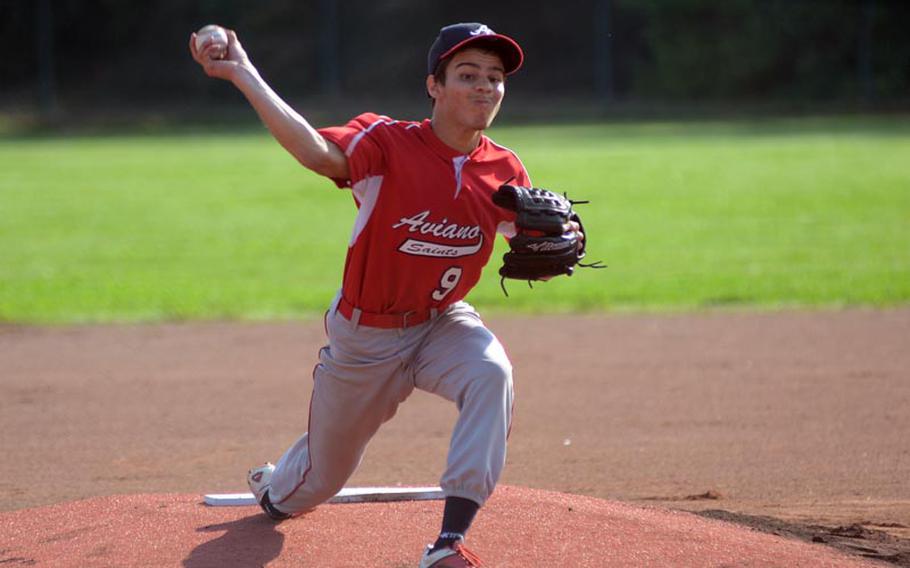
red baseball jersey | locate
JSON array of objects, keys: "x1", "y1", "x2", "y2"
[{"x1": 318, "y1": 113, "x2": 531, "y2": 316}]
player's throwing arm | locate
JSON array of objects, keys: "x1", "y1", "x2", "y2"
[{"x1": 188, "y1": 24, "x2": 348, "y2": 179}]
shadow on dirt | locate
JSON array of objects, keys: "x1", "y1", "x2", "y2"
[
  {"x1": 696, "y1": 509, "x2": 910, "y2": 567},
  {"x1": 183, "y1": 514, "x2": 284, "y2": 568}
]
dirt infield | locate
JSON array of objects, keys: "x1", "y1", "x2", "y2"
[{"x1": 1, "y1": 309, "x2": 909, "y2": 565}]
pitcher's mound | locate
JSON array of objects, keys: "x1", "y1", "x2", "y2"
[{"x1": 0, "y1": 485, "x2": 876, "y2": 567}]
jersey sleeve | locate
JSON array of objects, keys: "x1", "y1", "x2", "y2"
[
  {"x1": 317, "y1": 113, "x2": 390, "y2": 189},
  {"x1": 515, "y1": 166, "x2": 532, "y2": 187}
]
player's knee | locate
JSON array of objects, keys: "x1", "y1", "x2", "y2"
[
  {"x1": 473, "y1": 359, "x2": 513, "y2": 401},
  {"x1": 315, "y1": 482, "x2": 346, "y2": 505},
  {"x1": 292, "y1": 480, "x2": 346, "y2": 512}
]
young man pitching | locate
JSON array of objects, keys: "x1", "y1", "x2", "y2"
[{"x1": 191, "y1": 22, "x2": 580, "y2": 567}]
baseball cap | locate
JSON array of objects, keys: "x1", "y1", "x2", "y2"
[{"x1": 427, "y1": 23, "x2": 524, "y2": 76}]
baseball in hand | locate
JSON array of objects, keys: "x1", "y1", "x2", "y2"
[{"x1": 195, "y1": 25, "x2": 229, "y2": 59}]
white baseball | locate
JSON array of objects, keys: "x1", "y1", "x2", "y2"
[{"x1": 195, "y1": 25, "x2": 229, "y2": 59}]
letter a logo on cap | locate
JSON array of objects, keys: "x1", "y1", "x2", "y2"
[{"x1": 470, "y1": 25, "x2": 494, "y2": 36}]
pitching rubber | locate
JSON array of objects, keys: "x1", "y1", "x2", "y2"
[{"x1": 203, "y1": 486, "x2": 445, "y2": 507}]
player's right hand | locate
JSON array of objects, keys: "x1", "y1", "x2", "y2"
[{"x1": 188, "y1": 29, "x2": 251, "y2": 82}]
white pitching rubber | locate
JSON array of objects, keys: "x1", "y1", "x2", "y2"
[
  {"x1": 203, "y1": 493, "x2": 258, "y2": 506},
  {"x1": 204, "y1": 486, "x2": 445, "y2": 507}
]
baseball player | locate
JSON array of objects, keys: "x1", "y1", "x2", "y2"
[{"x1": 190, "y1": 22, "x2": 583, "y2": 567}]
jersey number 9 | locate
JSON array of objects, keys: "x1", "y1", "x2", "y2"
[{"x1": 431, "y1": 267, "x2": 463, "y2": 301}]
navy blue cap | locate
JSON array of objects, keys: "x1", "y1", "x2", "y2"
[{"x1": 427, "y1": 23, "x2": 524, "y2": 76}]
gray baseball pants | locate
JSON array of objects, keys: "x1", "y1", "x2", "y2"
[{"x1": 267, "y1": 295, "x2": 514, "y2": 514}]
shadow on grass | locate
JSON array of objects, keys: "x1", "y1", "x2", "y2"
[{"x1": 3, "y1": 102, "x2": 910, "y2": 140}]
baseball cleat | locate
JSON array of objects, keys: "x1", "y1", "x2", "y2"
[
  {"x1": 418, "y1": 540, "x2": 484, "y2": 567},
  {"x1": 246, "y1": 462, "x2": 291, "y2": 521}
]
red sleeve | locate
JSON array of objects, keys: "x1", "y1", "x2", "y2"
[
  {"x1": 495, "y1": 158, "x2": 532, "y2": 238},
  {"x1": 317, "y1": 113, "x2": 390, "y2": 188},
  {"x1": 516, "y1": 167, "x2": 532, "y2": 187}
]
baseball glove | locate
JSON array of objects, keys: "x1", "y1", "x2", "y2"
[{"x1": 492, "y1": 184, "x2": 604, "y2": 293}]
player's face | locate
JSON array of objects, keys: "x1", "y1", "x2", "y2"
[{"x1": 433, "y1": 48, "x2": 506, "y2": 131}]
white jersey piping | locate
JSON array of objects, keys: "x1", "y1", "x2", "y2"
[
  {"x1": 452, "y1": 155, "x2": 469, "y2": 199},
  {"x1": 345, "y1": 117, "x2": 398, "y2": 157},
  {"x1": 349, "y1": 175, "x2": 384, "y2": 246}
]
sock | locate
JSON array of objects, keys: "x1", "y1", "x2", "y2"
[{"x1": 430, "y1": 497, "x2": 480, "y2": 552}]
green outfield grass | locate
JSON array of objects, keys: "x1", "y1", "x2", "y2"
[{"x1": 1, "y1": 116, "x2": 908, "y2": 323}]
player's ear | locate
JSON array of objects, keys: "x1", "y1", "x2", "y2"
[{"x1": 426, "y1": 74, "x2": 440, "y2": 101}]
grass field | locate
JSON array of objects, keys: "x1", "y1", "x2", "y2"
[{"x1": 1, "y1": 116, "x2": 908, "y2": 323}]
